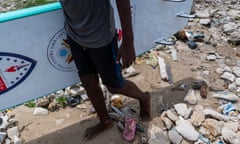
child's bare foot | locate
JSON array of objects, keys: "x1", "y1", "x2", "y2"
[
  {"x1": 139, "y1": 92, "x2": 151, "y2": 121},
  {"x1": 84, "y1": 120, "x2": 113, "y2": 141}
]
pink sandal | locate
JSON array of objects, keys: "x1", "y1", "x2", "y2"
[{"x1": 123, "y1": 117, "x2": 137, "y2": 142}]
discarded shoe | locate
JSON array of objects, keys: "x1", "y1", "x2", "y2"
[
  {"x1": 123, "y1": 117, "x2": 137, "y2": 142},
  {"x1": 67, "y1": 95, "x2": 81, "y2": 107}
]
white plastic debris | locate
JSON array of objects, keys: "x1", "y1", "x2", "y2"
[
  {"x1": 33, "y1": 107, "x2": 49, "y2": 116},
  {"x1": 158, "y1": 56, "x2": 168, "y2": 81}
]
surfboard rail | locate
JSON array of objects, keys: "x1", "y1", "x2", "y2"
[{"x1": 0, "y1": 2, "x2": 61, "y2": 23}]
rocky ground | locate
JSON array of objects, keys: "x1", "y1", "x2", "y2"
[{"x1": 0, "y1": 0, "x2": 240, "y2": 144}]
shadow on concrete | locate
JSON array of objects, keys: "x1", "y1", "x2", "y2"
[{"x1": 26, "y1": 77, "x2": 203, "y2": 144}]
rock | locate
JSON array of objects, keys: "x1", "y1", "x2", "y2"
[
  {"x1": 184, "y1": 108, "x2": 193, "y2": 119},
  {"x1": 174, "y1": 103, "x2": 188, "y2": 117},
  {"x1": 203, "y1": 108, "x2": 229, "y2": 121},
  {"x1": 236, "y1": 78, "x2": 240, "y2": 86},
  {"x1": 215, "y1": 67, "x2": 224, "y2": 74},
  {"x1": 223, "y1": 22, "x2": 237, "y2": 33},
  {"x1": 166, "y1": 110, "x2": 179, "y2": 122},
  {"x1": 33, "y1": 107, "x2": 49, "y2": 116},
  {"x1": 148, "y1": 125, "x2": 170, "y2": 144},
  {"x1": 201, "y1": 118, "x2": 224, "y2": 137},
  {"x1": 211, "y1": 91, "x2": 239, "y2": 102},
  {"x1": 198, "y1": 126, "x2": 211, "y2": 137},
  {"x1": 0, "y1": 132, "x2": 7, "y2": 144},
  {"x1": 175, "y1": 119, "x2": 199, "y2": 141},
  {"x1": 190, "y1": 109, "x2": 205, "y2": 127},
  {"x1": 220, "y1": 72, "x2": 235, "y2": 82},
  {"x1": 196, "y1": 10, "x2": 210, "y2": 18},
  {"x1": 224, "y1": 121, "x2": 239, "y2": 132},
  {"x1": 199, "y1": 18, "x2": 211, "y2": 26},
  {"x1": 162, "y1": 117, "x2": 173, "y2": 130},
  {"x1": 0, "y1": 115, "x2": 9, "y2": 129},
  {"x1": 5, "y1": 138, "x2": 11, "y2": 144},
  {"x1": 232, "y1": 66, "x2": 240, "y2": 77},
  {"x1": 222, "y1": 127, "x2": 240, "y2": 144},
  {"x1": 13, "y1": 135, "x2": 22, "y2": 144},
  {"x1": 206, "y1": 55, "x2": 217, "y2": 61},
  {"x1": 7, "y1": 126, "x2": 19, "y2": 140},
  {"x1": 223, "y1": 66, "x2": 232, "y2": 72},
  {"x1": 168, "y1": 128, "x2": 183, "y2": 144},
  {"x1": 228, "y1": 83, "x2": 237, "y2": 92},
  {"x1": 184, "y1": 89, "x2": 198, "y2": 105}
]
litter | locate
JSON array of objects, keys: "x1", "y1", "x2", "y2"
[
  {"x1": 154, "y1": 37, "x2": 176, "y2": 45},
  {"x1": 66, "y1": 95, "x2": 81, "y2": 107},
  {"x1": 123, "y1": 117, "x2": 137, "y2": 142},
  {"x1": 176, "y1": 11, "x2": 196, "y2": 18},
  {"x1": 158, "y1": 56, "x2": 168, "y2": 81},
  {"x1": 223, "y1": 102, "x2": 235, "y2": 115}
]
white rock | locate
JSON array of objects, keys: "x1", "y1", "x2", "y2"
[
  {"x1": 33, "y1": 107, "x2": 49, "y2": 116},
  {"x1": 203, "y1": 108, "x2": 229, "y2": 121},
  {"x1": 55, "y1": 90, "x2": 65, "y2": 97},
  {"x1": 211, "y1": 91, "x2": 239, "y2": 102},
  {"x1": 175, "y1": 119, "x2": 199, "y2": 141},
  {"x1": 223, "y1": 66, "x2": 232, "y2": 73},
  {"x1": 168, "y1": 128, "x2": 183, "y2": 144},
  {"x1": 236, "y1": 78, "x2": 240, "y2": 86},
  {"x1": 222, "y1": 127, "x2": 240, "y2": 144},
  {"x1": 174, "y1": 103, "x2": 188, "y2": 117},
  {"x1": 221, "y1": 72, "x2": 235, "y2": 82},
  {"x1": 7, "y1": 126, "x2": 19, "y2": 140},
  {"x1": 184, "y1": 89, "x2": 198, "y2": 105},
  {"x1": 224, "y1": 121, "x2": 239, "y2": 132},
  {"x1": 13, "y1": 135, "x2": 22, "y2": 144},
  {"x1": 148, "y1": 125, "x2": 170, "y2": 144},
  {"x1": 223, "y1": 22, "x2": 237, "y2": 33},
  {"x1": 228, "y1": 83, "x2": 237, "y2": 92},
  {"x1": 215, "y1": 67, "x2": 224, "y2": 74},
  {"x1": 166, "y1": 110, "x2": 179, "y2": 122},
  {"x1": 0, "y1": 115, "x2": 9, "y2": 129},
  {"x1": 0, "y1": 132, "x2": 6, "y2": 144},
  {"x1": 196, "y1": 10, "x2": 210, "y2": 18},
  {"x1": 232, "y1": 66, "x2": 240, "y2": 77},
  {"x1": 199, "y1": 18, "x2": 211, "y2": 25},
  {"x1": 162, "y1": 117, "x2": 173, "y2": 130},
  {"x1": 184, "y1": 108, "x2": 193, "y2": 119},
  {"x1": 5, "y1": 138, "x2": 11, "y2": 144},
  {"x1": 206, "y1": 55, "x2": 217, "y2": 61}
]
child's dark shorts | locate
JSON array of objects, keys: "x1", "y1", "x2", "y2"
[{"x1": 67, "y1": 36, "x2": 125, "y2": 88}]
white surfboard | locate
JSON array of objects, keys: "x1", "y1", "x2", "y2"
[{"x1": 0, "y1": 0, "x2": 193, "y2": 110}]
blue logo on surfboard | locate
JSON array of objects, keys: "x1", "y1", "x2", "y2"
[
  {"x1": 0, "y1": 52, "x2": 37, "y2": 95},
  {"x1": 47, "y1": 29, "x2": 76, "y2": 72}
]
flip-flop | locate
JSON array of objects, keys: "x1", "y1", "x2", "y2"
[{"x1": 123, "y1": 117, "x2": 137, "y2": 142}]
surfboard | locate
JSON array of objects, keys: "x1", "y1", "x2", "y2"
[{"x1": 0, "y1": 0, "x2": 193, "y2": 110}]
